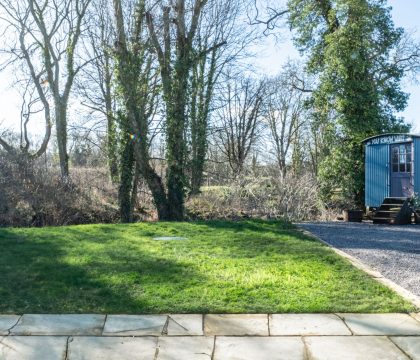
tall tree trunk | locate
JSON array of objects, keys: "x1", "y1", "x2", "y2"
[
  {"x1": 138, "y1": 155, "x2": 171, "y2": 220},
  {"x1": 114, "y1": 0, "x2": 173, "y2": 221},
  {"x1": 104, "y1": 52, "x2": 119, "y2": 182},
  {"x1": 146, "y1": 1, "x2": 208, "y2": 220},
  {"x1": 189, "y1": 50, "x2": 215, "y2": 195},
  {"x1": 165, "y1": 53, "x2": 190, "y2": 220},
  {"x1": 166, "y1": 105, "x2": 187, "y2": 220},
  {"x1": 55, "y1": 102, "x2": 69, "y2": 178},
  {"x1": 118, "y1": 138, "x2": 135, "y2": 223},
  {"x1": 190, "y1": 141, "x2": 206, "y2": 195},
  {"x1": 106, "y1": 109, "x2": 119, "y2": 182},
  {"x1": 107, "y1": 115, "x2": 118, "y2": 183},
  {"x1": 130, "y1": 164, "x2": 140, "y2": 218}
]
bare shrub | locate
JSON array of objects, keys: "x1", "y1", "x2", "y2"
[
  {"x1": 187, "y1": 173, "x2": 324, "y2": 221},
  {"x1": 0, "y1": 151, "x2": 333, "y2": 226},
  {"x1": 0, "y1": 154, "x2": 120, "y2": 227}
]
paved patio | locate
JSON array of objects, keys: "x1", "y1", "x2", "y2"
[{"x1": 1, "y1": 313, "x2": 419, "y2": 359}]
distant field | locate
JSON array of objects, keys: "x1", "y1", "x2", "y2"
[{"x1": 0, "y1": 220, "x2": 414, "y2": 313}]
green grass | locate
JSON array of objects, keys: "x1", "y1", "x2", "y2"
[{"x1": 0, "y1": 220, "x2": 414, "y2": 314}]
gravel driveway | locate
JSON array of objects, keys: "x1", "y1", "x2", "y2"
[{"x1": 298, "y1": 222, "x2": 420, "y2": 297}]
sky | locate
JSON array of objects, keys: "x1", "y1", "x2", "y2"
[{"x1": 0, "y1": 0, "x2": 419, "y2": 136}]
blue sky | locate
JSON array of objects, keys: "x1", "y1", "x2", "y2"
[{"x1": 0, "y1": 0, "x2": 419, "y2": 134}]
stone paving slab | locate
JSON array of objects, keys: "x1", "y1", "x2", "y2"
[
  {"x1": 411, "y1": 313, "x2": 420, "y2": 323},
  {"x1": 2, "y1": 313, "x2": 420, "y2": 359},
  {"x1": 213, "y1": 336, "x2": 304, "y2": 360},
  {"x1": 0, "y1": 315, "x2": 20, "y2": 335},
  {"x1": 103, "y1": 315, "x2": 167, "y2": 336},
  {"x1": 269, "y1": 314, "x2": 351, "y2": 336},
  {"x1": 339, "y1": 313, "x2": 420, "y2": 335},
  {"x1": 67, "y1": 336, "x2": 157, "y2": 360},
  {"x1": 204, "y1": 314, "x2": 268, "y2": 336},
  {"x1": 167, "y1": 314, "x2": 204, "y2": 336},
  {"x1": 11, "y1": 314, "x2": 105, "y2": 336},
  {"x1": 0, "y1": 336, "x2": 67, "y2": 360},
  {"x1": 391, "y1": 337, "x2": 420, "y2": 360},
  {"x1": 304, "y1": 336, "x2": 409, "y2": 360},
  {"x1": 157, "y1": 336, "x2": 214, "y2": 360}
]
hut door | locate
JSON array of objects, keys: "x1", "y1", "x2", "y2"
[{"x1": 390, "y1": 143, "x2": 413, "y2": 197}]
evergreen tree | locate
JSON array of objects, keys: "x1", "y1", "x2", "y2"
[{"x1": 288, "y1": 0, "x2": 410, "y2": 204}]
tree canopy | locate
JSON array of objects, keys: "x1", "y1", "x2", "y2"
[{"x1": 288, "y1": 0, "x2": 413, "y2": 203}]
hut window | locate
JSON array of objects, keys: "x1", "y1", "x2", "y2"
[
  {"x1": 392, "y1": 147, "x2": 399, "y2": 172},
  {"x1": 391, "y1": 144, "x2": 412, "y2": 173},
  {"x1": 406, "y1": 145, "x2": 412, "y2": 173}
]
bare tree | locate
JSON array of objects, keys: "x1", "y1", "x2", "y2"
[
  {"x1": 0, "y1": 0, "x2": 92, "y2": 178},
  {"x1": 188, "y1": 0, "x2": 260, "y2": 194},
  {"x1": 266, "y1": 65, "x2": 307, "y2": 178},
  {"x1": 387, "y1": 31, "x2": 420, "y2": 83},
  {"x1": 216, "y1": 77, "x2": 266, "y2": 175},
  {"x1": 77, "y1": 0, "x2": 118, "y2": 181},
  {"x1": 0, "y1": 77, "x2": 50, "y2": 160}
]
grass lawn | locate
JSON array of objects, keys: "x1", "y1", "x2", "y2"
[{"x1": 0, "y1": 220, "x2": 414, "y2": 314}]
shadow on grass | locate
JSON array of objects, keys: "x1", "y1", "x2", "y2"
[
  {"x1": 0, "y1": 227, "x2": 207, "y2": 314},
  {"x1": 0, "y1": 220, "x2": 414, "y2": 314}
]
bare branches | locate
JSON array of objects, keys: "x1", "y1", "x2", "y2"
[
  {"x1": 266, "y1": 65, "x2": 308, "y2": 177},
  {"x1": 216, "y1": 76, "x2": 266, "y2": 174},
  {"x1": 0, "y1": 0, "x2": 91, "y2": 170},
  {"x1": 389, "y1": 31, "x2": 420, "y2": 83},
  {"x1": 145, "y1": 10, "x2": 166, "y2": 78},
  {"x1": 247, "y1": 0, "x2": 288, "y2": 35},
  {"x1": 0, "y1": 134, "x2": 15, "y2": 154},
  {"x1": 188, "y1": 0, "x2": 208, "y2": 45}
]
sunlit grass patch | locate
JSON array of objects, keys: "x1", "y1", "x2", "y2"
[{"x1": 0, "y1": 220, "x2": 414, "y2": 313}]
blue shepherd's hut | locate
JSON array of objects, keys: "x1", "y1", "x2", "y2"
[{"x1": 363, "y1": 134, "x2": 420, "y2": 224}]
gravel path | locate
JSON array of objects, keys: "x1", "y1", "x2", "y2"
[{"x1": 298, "y1": 222, "x2": 420, "y2": 297}]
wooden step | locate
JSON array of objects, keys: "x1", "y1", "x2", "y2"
[
  {"x1": 373, "y1": 217, "x2": 396, "y2": 224},
  {"x1": 379, "y1": 204, "x2": 404, "y2": 209},
  {"x1": 383, "y1": 197, "x2": 408, "y2": 205},
  {"x1": 373, "y1": 197, "x2": 411, "y2": 225},
  {"x1": 375, "y1": 211, "x2": 398, "y2": 218}
]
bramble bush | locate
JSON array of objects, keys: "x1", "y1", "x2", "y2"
[
  {"x1": 0, "y1": 154, "x2": 119, "y2": 226},
  {"x1": 187, "y1": 173, "x2": 327, "y2": 221}
]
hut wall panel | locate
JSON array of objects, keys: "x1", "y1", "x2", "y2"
[
  {"x1": 414, "y1": 138, "x2": 420, "y2": 196},
  {"x1": 365, "y1": 144, "x2": 390, "y2": 207}
]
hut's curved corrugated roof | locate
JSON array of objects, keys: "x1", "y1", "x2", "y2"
[{"x1": 362, "y1": 133, "x2": 420, "y2": 144}]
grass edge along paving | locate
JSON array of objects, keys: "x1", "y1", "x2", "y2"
[{"x1": 0, "y1": 220, "x2": 415, "y2": 314}]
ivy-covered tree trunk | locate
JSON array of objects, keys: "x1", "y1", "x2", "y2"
[
  {"x1": 107, "y1": 110, "x2": 119, "y2": 182},
  {"x1": 165, "y1": 56, "x2": 190, "y2": 220},
  {"x1": 133, "y1": 135, "x2": 171, "y2": 220},
  {"x1": 113, "y1": 0, "x2": 171, "y2": 221},
  {"x1": 190, "y1": 119, "x2": 207, "y2": 195},
  {"x1": 118, "y1": 135, "x2": 135, "y2": 223},
  {"x1": 147, "y1": 0, "x2": 208, "y2": 220},
  {"x1": 115, "y1": 0, "x2": 227, "y2": 220},
  {"x1": 189, "y1": 46, "x2": 217, "y2": 195}
]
